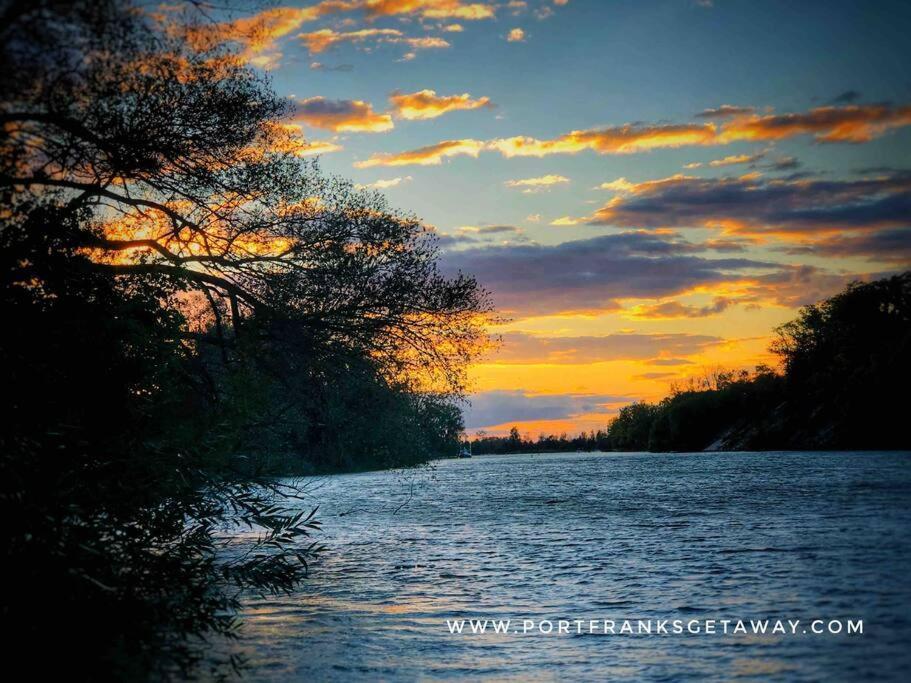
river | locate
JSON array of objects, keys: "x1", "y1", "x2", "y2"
[{"x1": 229, "y1": 451, "x2": 911, "y2": 680}]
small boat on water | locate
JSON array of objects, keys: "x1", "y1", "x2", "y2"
[{"x1": 458, "y1": 443, "x2": 472, "y2": 458}]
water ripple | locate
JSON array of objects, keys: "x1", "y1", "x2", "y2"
[{"x1": 227, "y1": 451, "x2": 911, "y2": 681}]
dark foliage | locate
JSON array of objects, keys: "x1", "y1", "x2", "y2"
[{"x1": 1, "y1": 0, "x2": 490, "y2": 678}]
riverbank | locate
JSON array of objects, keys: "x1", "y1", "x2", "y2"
[{"x1": 471, "y1": 273, "x2": 911, "y2": 456}]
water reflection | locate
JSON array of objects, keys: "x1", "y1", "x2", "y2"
[{"x1": 230, "y1": 452, "x2": 911, "y2": 680}]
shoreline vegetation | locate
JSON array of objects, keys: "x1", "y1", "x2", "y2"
[
  {"x1": 1, "y1": 2, "x2": 491, "y2": 678},
  {"x1": 470, "y1": 272, "x2": 911, "y2": 456}
]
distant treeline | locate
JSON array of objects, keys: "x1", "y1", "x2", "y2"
[{"x1": 472, "y1": 272, "x2": 911, "y2": 454}]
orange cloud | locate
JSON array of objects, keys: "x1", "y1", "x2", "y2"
[
  {"x1": 290, "y1": 97, "x2": 393, "y2": 133},
  {"x1": 295, "y1": 139, "x2": 344, "y2": 156},
  {"x1": 201, "y1": 0, "x2": 495, "y2": 61},
  {"x1": 719, "y1": 105, "x2": 911, "y2": 144},
  {"x1": 365, "y1": 0, "x2": 496, "y2": 19},
  {"x1": 507, "y1": 28, "x2": 526, "y2": 42},
  {"x1": 359, "y1": 104, "x2": 911, "y2": 166},
  {"x1": 389, "y1": 89, "x2": 493, "y2": 120},
  {"x1": 685, "y1": 153, "x2": 765, "y2": 169},
  {"x1": 261, "y1": 123, "x2": 343, "y2": 157},
  {"x1": 354, "y1": 125, "x2": 719, "y2": 167},
  {"x1": 194, "y1": 3, "x2": 359, "y2": 66},
  {"x1": 354, "y1": 139, "x2": 485, "y2": 167},
  {"x1": 489, "y1": 123, "x2": 718, "y2": 157},
  {"x1": 298, "y1": 27, "x2": 402, "y2": 53}
]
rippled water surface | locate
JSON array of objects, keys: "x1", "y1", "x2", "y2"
[{"x1": 233, "y1": 452, "x2": 911, "y2": 680}]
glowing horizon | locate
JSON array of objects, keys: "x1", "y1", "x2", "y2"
[{"x1": 221, "y1": 0, "x2": 911, "y2": 436}]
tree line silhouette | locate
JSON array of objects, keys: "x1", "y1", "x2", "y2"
[
  {"x1": 472, "y1": 272, "x2": 911, "y2": 454},
  {"x1": 1, "y1": 1, "x2": 491, "y2": 677}
]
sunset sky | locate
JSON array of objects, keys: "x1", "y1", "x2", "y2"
[{"x1": 218, "y1": 0, "x2": 911, "y2": 435}]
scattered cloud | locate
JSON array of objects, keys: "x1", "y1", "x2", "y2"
[
  {"x1": 434, "y1": 232, "x2": 480, "y2": 248},
  {"x1": 463, "y1": 390, "x2": 625, "y2": 431},
  {"x1": 289, "y1": 96, "x2": 393, "y2": 132},
  {"x1": 550, "y1": 216, "x2": 584, "y2": 226},
  {"x1": 355, "y1": 175, "x2": 413, "y2": 189},
  {"x1": 298, "y1": 27, "x2": 398, "y2": 53},
  {"x1": 390, "y1": 36, "x2": 452, "y2": 50},
  {"x1": 298, "y1": 27, "x2": 449, "y2": 54},
  {"x1": 309, "y1": 61, "x2": 354, "y2": 71},
  {"x1": 708, "y1": 152, "x2": 765, "y2": 167},
  {"x1": 830, "y1": 90, "x2": 861, "y2": 104},
  {"x1": 635, "y1": 372, "x2": 677, "y2": 380},
  {"x1": 268, "y1": 123, "x2": 345, "y2": 157},
  {"x1": 436, "y1": 223, "x2": 527, "y2": 250},
  {"x1": 440, "y1": 231, "x2": 781, "y2": 316},
  {"x1": 193, "y1": 4, "x2": 353, "y2": 66},
  {"x1": 742, "y1": 264, "x2": 868, "y2": 308},
  {"x1": 777, "y1": 227, "x2": 911, "y2": 264},
  {"x1": 505, "y1": 174, "x2": 569, "y2": 192},
  {"x1": 455, "y1": 224, "x2": 523, "y2": 235},
  {"x1": 597, "y1": 177, "x2": 636, "y2": 192},
  {"x1": 718, "y1": 105, "x2": 911, "y2": 144},
  {"x1": 765, "y1": 155, "x2": 801, "y2": 171},
  {"x1": 389, "y1": 89, "x2": 493, "y2": 120},
  {"x1": 490, "y1": 331, "x2": 726, "y2": 363},
  {"x1": 353, "y1": 104, "x2": 911, "y2": 165},
  {"x1": 480, "y1": 224, "x2": 521, "y2": 234},
  {"x1": 627, "y1": 297, "x2": 735, "y2": 319},
  {"x1": 686, "y1": 152, "x2": 769, "y2": 169},
  {"x1": 495, "y1": 105, "x2": 911, "y2": 156},
  {"x1": 703, "y1": 238, "x2": 757, "y2": 252},
  {"x1": 354, "y1": 138, "x2": 486, "y2": 167},
  {"x1": 695, "y1": 105, "x2": 756, "y2": 118},
  {"x1": 590, "y1": 172, "x2": 911, "y2": 237},
  {"x1": 526, "y1": 213, "x2": 542, "y2": 223},
  {"x1": 365, "y1": 0, "x2": 496, "y2": 20},
  {"x1": 294, "y1": 139, "x2": 344, "y2": 156},
  {"x1": 507, "y1": 27, "x2": 526, "y2": 42},
  {"x1": 489, "y1": 123, "x2": 718, "y2": 156},
  {"x1": 646, "y1": 358, "x2": 695, "y2": 366}
]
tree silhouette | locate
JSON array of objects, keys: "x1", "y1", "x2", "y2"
[{"x1": 1, "y1": 0, "x2": 493, "y2": 677}]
